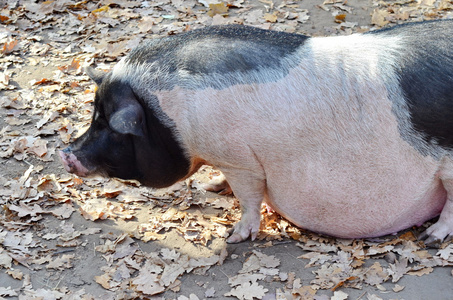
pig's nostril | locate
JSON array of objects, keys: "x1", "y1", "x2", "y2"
[{"x1": 62, "y1": 147, "x2": 72, "y2": 154}]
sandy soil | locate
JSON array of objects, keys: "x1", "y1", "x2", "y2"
[{"x1": 1, "y1": 0, "x2": 453, "y2": 299}]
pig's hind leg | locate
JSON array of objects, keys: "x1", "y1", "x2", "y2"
[
  {"x1": 220, "y1": 169, "x2": 266, "y2": 243},
  {"x1": 420, "y1": 160, "x2": 453, "y2": 246}
]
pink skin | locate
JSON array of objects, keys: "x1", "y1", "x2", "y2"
[{"x1": 59, "y1": 151, "x2": 90, "y2": 177}]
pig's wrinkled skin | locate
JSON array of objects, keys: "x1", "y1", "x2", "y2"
[{"x1": 61, "y1": 21, "x2": 453, "y2": 245}]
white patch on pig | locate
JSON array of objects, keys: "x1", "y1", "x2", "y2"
[{"x1": 111, "y1": 57, "x2": 127, "y2": 76}]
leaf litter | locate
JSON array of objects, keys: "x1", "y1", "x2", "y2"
[{"x1": 1, "y1": 0, "x2": 453, "y2": 299}]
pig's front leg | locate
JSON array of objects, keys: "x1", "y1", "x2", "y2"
[
  {"x1": 221, "y1": 169, "x2": 266, "y2": 243},
  {"x1": 203, "y1": 173, "x2": 233, "y2": 195},
  {"x1": 420, "y1": 167, "x2": 453, "y2": 246}
]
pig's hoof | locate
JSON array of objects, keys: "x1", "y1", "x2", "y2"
[
  {"x1": 226, "y1": 221, "x2": 260, "y2": 243},
  {"x1": 203, "y1": 175, "x2": 233, "y2": 195},
  {"x1": 419, "y1": 222, "x2": 453, "y2": 247}
]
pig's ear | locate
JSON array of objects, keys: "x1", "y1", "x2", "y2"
[
  {"x1": 85, "y1": 67, "x2": 107, "y2": 86},
  {"x1": 109, "y1": 104, "x2": 145, "y2": 137}
]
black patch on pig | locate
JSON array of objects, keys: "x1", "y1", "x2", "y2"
[
  {"x1": 134, "y1": 92, "x2": 192, "y2": 188},
  {"x1": 371, "y1": 20, "x2": 453, "y2": 150},
  {"x1": 69, "y1": 77, "x2": 191, "y2": 188},
  {"x1": 125, "y1": 24, "x2": 309, "y2": 90}
]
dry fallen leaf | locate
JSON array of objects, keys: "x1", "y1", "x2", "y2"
[
  {"x1": 207, "y1": 3, "x2": 229, "y2": 17},
  {"x1": 239, "y1": 253, "x2": 261, "y2": 274},
  {"x1": 407, "y1": 267, "x2": 434, "y2": 277},
  {"x1": 8, "y1": 203, "x2": 46, "y2": 218},
  {"x1": 371, "y1": 8, "x2": 389, "y2": 27},
  {"x1": 0, "y1": 286, "x2": 18, "y2": 297},
  {"x1": 263, "y1": 13, "x2": 278, "y2": 23},
  {"x1": 253, "y1": 250, "x2": 280, "y2": 268},
  {"x1": 292, "y1": 284, "x2": 317, "y2": 299},
  {"x1": 6, "y1": 269, "x2": 23, "y2": 280},
  {"x1": 2, "y1": 39, "x2": 19, "y2": 54},
  {"x1": 46, "y1": 254, "x2": 74, "y2": 270},
  {"x1": 388, "y1": 258, "x2": 409, "y2": 283},
  {"x1": 131, "y1": 271, "x2": 165, "y2": 295},
  {"x1": 0, "y1": 251, "x2": 12, "y2": 269},
  {"x1": 436, "y1": 244, "x2": 453, "y2": 260},
  {"x1": 58, "y1": 59, "x2": 81, "y2": 74},
  {"x1": 393, "y1": 284, "x2": 405, "y2": 292},
  {"x1": 205, "y1": 287, "x2": 216, "y2": 298},
  {"x1": 331, "y1": 290, "x2": 348, "y2": 300},
  {"x1": 224, "y1": 282, "x2": 268, "y2": 300},
  {"x1": 335, "y1": 14, "x2": 346, "y2": 23}
]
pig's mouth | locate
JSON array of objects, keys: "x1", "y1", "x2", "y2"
[{"x1": 59, "y1": 149, "x2": 91, "y2": 177}]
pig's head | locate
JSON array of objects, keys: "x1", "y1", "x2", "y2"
[{"x1": 59, "y1": 67, "x2": 192, "y2": 188}]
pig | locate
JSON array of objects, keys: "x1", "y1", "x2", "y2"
[{"x1": 60, "y1": 20, "x2": 453, "y2": 245}]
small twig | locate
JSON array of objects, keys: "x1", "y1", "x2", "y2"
[
  {"x1": 280, "y1": 251, "x2": 299, "y2": 260},
  {"x1": 218, "y1": 268, "x2": 232, "y2": 280},
  {"x1": 273, "y1": 240, "x2": 294, "y2": 246},
  {"x1": 54, "y1": 274, "x2": 65, "y2": 290},
  {"x1": 53, "y1": 248, "x2": 75, "y2": 255},
  {"x1": 23, "y1": 160, "x2": 33, "y2": 166},
  {"x1": 356, "y1": 291, "x2": 367, "y2": 300}
]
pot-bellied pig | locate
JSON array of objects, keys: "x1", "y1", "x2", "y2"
[{"x1": 60, "y1": 20, "x2": 453, "y2": 245}]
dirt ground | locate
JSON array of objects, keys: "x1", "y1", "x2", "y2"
[{"x1": 1, "y1": 0, "x2": 453, "y2": 299}]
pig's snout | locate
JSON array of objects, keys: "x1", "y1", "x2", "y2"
[{"x1": 59, "y1": 148, "x2": 90, "y2": 177}]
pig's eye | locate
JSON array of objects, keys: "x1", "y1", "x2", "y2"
[{"x1": 92, "y1": 110, "x2": 109, "y2": 129}]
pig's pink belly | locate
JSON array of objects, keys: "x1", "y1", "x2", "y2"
[{"x1": 265, "y1": 179, "x2": 447, "y2": 239}]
